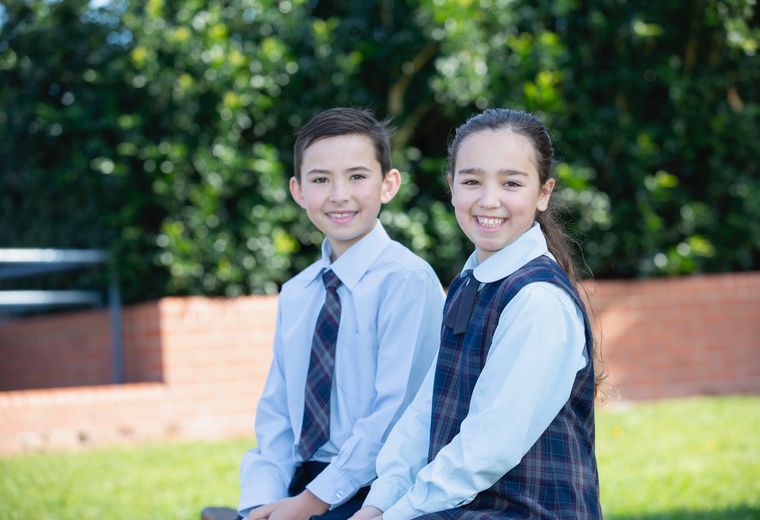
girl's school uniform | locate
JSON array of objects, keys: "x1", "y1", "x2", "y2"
[{"x1": 364, "y1": 223, "x2": 601, "y2": 520}]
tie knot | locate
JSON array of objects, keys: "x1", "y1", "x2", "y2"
[{"x1": 322, "y1": 270, "x2": 342, "y2": 292}]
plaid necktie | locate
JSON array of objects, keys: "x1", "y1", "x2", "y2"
[{"x1": 298, "y1": 269, "x2": 342, "y2": 460}]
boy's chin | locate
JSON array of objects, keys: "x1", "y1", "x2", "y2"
[
  {"x1": 326, "y1": 229, "x2": 371, "y2": 245},
  {"x1": 323, "y1": 222, "x2": 378, "y2": 253}
]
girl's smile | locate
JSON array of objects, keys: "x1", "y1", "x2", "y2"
[
  {"x1": 474, "y1": 216, "x2": 507, "y2": 229},
  {"x1": 448, "y1": 128, "x2": 554, "y2": 262}
]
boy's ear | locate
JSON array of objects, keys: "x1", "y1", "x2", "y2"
[
  {"x1": 447, "y1": 175, "x2": 454, "y2": 204},
  {"x1": 537, "y1": 178, "x2": 555, "y2": 212},
  {"x1": 380, "y1": 169, "x2": 402, "y2": 204},
  {"x1": 289, "y1": 177, "x2": 307, "y2": 209}
]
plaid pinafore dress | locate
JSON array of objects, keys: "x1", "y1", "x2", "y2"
[{"x1": 420, "y1": 256, "x2": 602, "y2": 520}]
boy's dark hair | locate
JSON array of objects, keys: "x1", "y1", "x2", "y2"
[{"x1": 293, "y1": 107, "x2": 393, "y2": 182}]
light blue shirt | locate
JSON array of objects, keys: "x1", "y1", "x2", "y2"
[
  {"x1": 364, "y1": 223, "x2": 588, "y2": 520},
  {"x1": 239, "y1": 221, "x2": 445, "y2": 515}
]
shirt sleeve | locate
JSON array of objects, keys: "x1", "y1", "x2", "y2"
[
  {"x1": 306, "y1": 269, "x2": 445, "y2": 507},
  {"x1": 381, "y1": 283, "x2": 588, "y2": 520},
  {"x1": 362, "y1": 355, "x2": 436, "y2": 512},
  {"x1": 238, "y1": 304, "x2": 298, "y2": 514}
]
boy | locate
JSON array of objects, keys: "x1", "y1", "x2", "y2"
[{"x1": 231, "y1": 108, "x2": 444, "y2": 520}]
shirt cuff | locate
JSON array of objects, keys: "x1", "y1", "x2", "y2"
[
  {"x1": 305, "y1": 462, "x2": 359, "y2": 508},
  {"x1": 238, "y1": 454, "x2": 290, "y2": 512},
  {"x1": 382, "y1": 495, "x2": 421, "y2": 520},
  {"x1": 238, "y1": 488, "x2": 279, "y2": 515},
  {"x1": 363, "y1": 479, "x2": 403, "y2": 513}
]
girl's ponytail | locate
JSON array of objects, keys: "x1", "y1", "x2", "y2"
[{"x1": 536, "y1": 206, "x2": 578, "y2": 282}]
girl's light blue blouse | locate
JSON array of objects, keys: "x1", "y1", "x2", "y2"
[{"x1": 364, "y1": 222, "x2": 588, "y2": 520}]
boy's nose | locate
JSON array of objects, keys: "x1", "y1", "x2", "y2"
[{"x1": 329, "y1": 180, "x2": 350, "y2": 202}]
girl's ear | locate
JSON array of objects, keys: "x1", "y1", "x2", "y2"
[
  {"x1": 380, "y1": 169, "x2": 402, "y2": 204},
  {"x1": 536, "y1": 178, "x2": 555, "y2": 212},
  {"x1": 447, "y1": 174, "x2": 454, "y2": 203},
  {"x1": 289, "y1": 177, "x2": 307, "y2": 209}
]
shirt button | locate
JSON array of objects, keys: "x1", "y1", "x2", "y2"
[{"x1": 336, "y1": 491, "x2": 345, "y2": 499}]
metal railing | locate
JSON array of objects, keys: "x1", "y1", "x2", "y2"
[{"x1": 0, "y1": 248, "x2": 125, "y2": 384}]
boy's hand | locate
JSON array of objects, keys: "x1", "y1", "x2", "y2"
[
  {"x1": 246, "y1": 490, "x2": 329, "y2": 520},
  {"x1": 349, "y1": 505, "x2": 383, "y2": 520}
]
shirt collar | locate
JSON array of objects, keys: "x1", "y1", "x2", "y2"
[
  {"x1": 306, "y1": 220, "x2": 392, "y2": 291},
  {"x1": 462, "y1": 222, "x2": 550, "y2": 283}
]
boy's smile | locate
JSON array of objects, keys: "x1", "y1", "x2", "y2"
[
  {"x1": 326, "y1": 211, "x2": 358, "y2": 225},
  {"x1": 290, "y1": 133, "x2": 400, "y2": 260}
]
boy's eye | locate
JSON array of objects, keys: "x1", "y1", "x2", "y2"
[
  {"x1": 505, "y1": 181, "x2": 522, "y2": 188},
  {"x1": 461, "y1": 179, "x2": 479, "y2": 186},
  {"x1": 350, "y1": 174, "x2": 367, "y2": 181},
  {"x1": 312, "y1": 176, "x2": 328, "y2": 184}
]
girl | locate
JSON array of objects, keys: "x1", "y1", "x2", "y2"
[{"x1": 351, "y1": 108, "x2": 602, "y2": 519}]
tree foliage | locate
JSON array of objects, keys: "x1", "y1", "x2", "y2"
[{"x1": 1, "y1": 0, "x2": 758, "y2": 301}]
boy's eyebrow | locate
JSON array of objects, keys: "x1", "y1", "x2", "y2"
[
  {"x1": 303, "y1": 168, "x2": 332, "y2": 177},
  {"x1": 304, "y1": 165, "x2": 373, "y2": 176},
  {"x1": 457, "y1": 167, "x2": 529, "y2": 177}
]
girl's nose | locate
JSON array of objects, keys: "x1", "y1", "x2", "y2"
[{"x1": 478, "y1": 184, "x2": 500, "y2": 208}]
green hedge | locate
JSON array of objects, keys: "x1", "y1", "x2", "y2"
[{"x1": 1, "y1": 0, "x2": 758, "y2": 302}]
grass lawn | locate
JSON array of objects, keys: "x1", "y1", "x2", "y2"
[
  {"x1": 1, "y1": 396, "x2": 758, "y2": 520},
  {"x1": 596, "y1": 396, "x2": 760, "y2": 519}
]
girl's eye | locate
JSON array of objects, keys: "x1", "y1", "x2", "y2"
[
  {"x1": 505, "y1": 181, "x2": 522, "y2": 188},
  {"x1": 461, "y1": 179, "x2": 479, "y2": 186},
  {"x1": 350, "y1": 174, "x2": 367, "y2": 181}
]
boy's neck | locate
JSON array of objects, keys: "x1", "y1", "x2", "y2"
[{"x1": 325, "y1": 220, "x2": 379, "y2": 262}]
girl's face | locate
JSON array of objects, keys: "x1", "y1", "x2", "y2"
[{"x1": 448, "y1": 128, "x2": 554, "y2": 262}]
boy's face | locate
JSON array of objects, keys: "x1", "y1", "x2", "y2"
[{"x1": 290, "y1": 133, "x2": 400, "y2": 260}]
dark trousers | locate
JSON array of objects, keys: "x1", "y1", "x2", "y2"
[{"x1": 237, "y1": 461, "x2": 370, "y2": 520}]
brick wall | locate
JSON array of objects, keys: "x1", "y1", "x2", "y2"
[
  {"x1": 0, "y1": 296, "x2": 277, "y2": 454},
  {"x1": 585, "y1": 272, "x2": 760, "y2": 400},
  {"x1": 1, "y1": 272, "x2": 758, "y2": 454},
  {"x1": 0, "y1": 302, "x2": 163, "y2": 390}
]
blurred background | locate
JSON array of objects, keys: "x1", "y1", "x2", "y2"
[
  {"x1": 1, "y1": 1, "x2": 759, "y2": 519},
  {"x1": 1, "y1": 0, "x2": 758, "y2": 301}
]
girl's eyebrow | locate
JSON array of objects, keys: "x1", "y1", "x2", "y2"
[
  {"x1": 500, "y1": 169, "x2": 529, "y2": 177},
  {"x1": 456, "y1": 167, "x2": 484, "y2": 176},
  {"x1": 457, "y1": 167, "x2": 529, "y2": 177}
]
